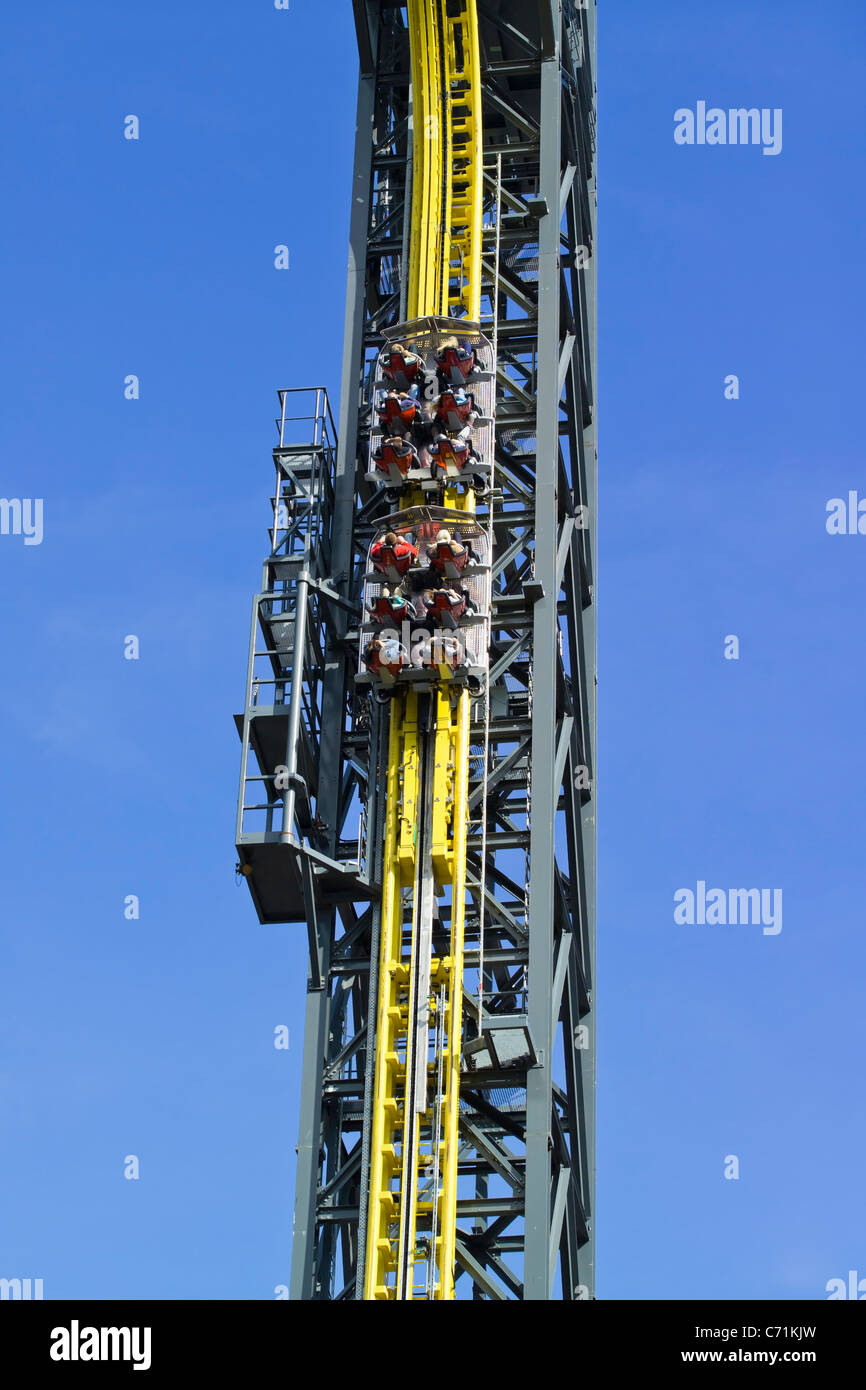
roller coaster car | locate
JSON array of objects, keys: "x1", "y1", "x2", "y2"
[
  {"x1": 433, "y1": 389, "x2": 477, "y2": 432},
  {"x1": 380, "y1": 346, "x2": 423, "y2": 393},
  {"x1": 376, "y1": 391, "x2": 417, "y2": 432},
  {"x1": 357, "y1": 507, "x2": 491, "y2": 691},
  {"x1": 372, "y1": 436, "x2": 418, "y2": 481},
  {"x1": 368, "y1": 322, "x2": 495, "y2": 499}
]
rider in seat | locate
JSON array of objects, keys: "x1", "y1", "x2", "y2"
[
  {"x1": 372, "y1": 434, "x2": 418, "y2": 478},
  {"x1": 435, "y1": 336, "x2": 475, "y2": 386},
  {"x1": 366, "y1": 585, "x2": 417, "y2": 624},
  {"x1": 428, "y1": 433, "x2": 479, "y2": 479},
  {"x1": 370, "y1": 530, "x2": 418, "y2": 578},
  {"x1": 376, "y1": 389, "x2": 417, "y2": 436},
  {"x1": 426, "y1": 528, "x2": 468, "y2": 576},
  {"x1": 412, "y1": 632, "x2": 465, "y2": 676},
  {"x1": 381, "y1": 342, "x2": 424, "y2": 394},
  {"x1": 363, "y1": 635, "x2": 406, "y2": 680},
  {"x1": 433, "y1": 387, "x2": 477, "y2": 434},
  {"x1": 426, "y1": 584, "x2": 467, "y2": 629}
]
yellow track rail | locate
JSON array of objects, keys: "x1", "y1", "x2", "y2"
[
  {"x1": 364, "y1": 691, "x2": 470, "y2": 1298},
  {"x1": 406, "y1": 0, "x2": 484, "y2": 322},
  {"x1": 363, "y1": 0, "x2": 484, "y2": 1300}
]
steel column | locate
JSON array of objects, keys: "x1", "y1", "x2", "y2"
[
  {"x1": 289, "y1": 55, "x2": 378, "y2": 1298},
  {"x1": 523, "y1": 23, "x2": 564, "y2": 1301}
]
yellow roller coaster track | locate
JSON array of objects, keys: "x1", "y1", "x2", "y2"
[
  {"x1": 406, "y1": 0, "x2": 483, "y2": 323},
  {"x1": 363, "y1": 0, "x2": 485, "y2": 1300}
]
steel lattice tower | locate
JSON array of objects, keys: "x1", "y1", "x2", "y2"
[{"x1": 236, "y1": 0, "x2": 596, "y2": 1300}]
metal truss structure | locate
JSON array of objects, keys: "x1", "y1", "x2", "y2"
[{"x1": 235, "y1": 0, "x2": 596, "y2": 1300}]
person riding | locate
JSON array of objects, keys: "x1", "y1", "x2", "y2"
[
  {"x1": 433, "y1": 386, "x2": 477, "y2": 433},
  {"x1": 372, "y1": 434, "x2": 418, "y2": 477},
  {"x1": 376, "y1": 388, "x2": 417, "y2": 435},
  {"x1": 370, "y1": 530, "x2": 418, "y2": 576},
  {"x1": 363, "y1": 635, "x2": 406, "y2": 678},
  {"x1": 381, "y1": 342, "x2": 424, "y2": 394},
  {"x1": 427, "y1": 584, "x2": 467, "y2": 627},
  {"x1": 367, "y1": 584, "x2": 417, "y2": 624},
  {"x1": 435, "y1": 335, "x2": 475, "y2": 385},
  {"x1": 412, "y1": 631, "x2": 464, "y2": 673},
  {"x1": 426, "y1": 527, "x2": 468, "y2": 575},
  {"x1": 429, "y1": 432, "x2": 478, "y2": 478}
]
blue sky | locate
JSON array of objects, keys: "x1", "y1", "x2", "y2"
[{"x1": 0, "y1": 0, "x2": 863, "y2": 1300}]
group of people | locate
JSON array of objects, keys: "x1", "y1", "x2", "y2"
[
  {"x1": 362, "y1": 629, "x2": 465, "y2": 680},
  {"x1": 362, "y1": 526, "x2": 480, "y2": 680},
  {"x1": 371, "y1": 336, "x2": 483, "y2": 484},
  {"x1": 362, "y1": 580, "x2": 472, "y2": 678},
  {"x1": 366, "y1": 580, "x2": 473, "y2": 630},
  {"x1": 369, "y1": 527, "x2": 475, "y2": 579},
  {"x1": 380, "y1": 336, "x2": 476, "y2": 395},
  {"x1": 361, "y1": 333, "x2": 486, "y2": 686}
]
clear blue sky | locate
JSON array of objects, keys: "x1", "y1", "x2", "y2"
[{"x1": 0, "y1": 0, "x2": 863, "y2": 1300}]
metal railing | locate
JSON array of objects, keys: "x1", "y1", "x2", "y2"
[{"x1": 237, "y1": 389, "x2": 339, "y2": 848}]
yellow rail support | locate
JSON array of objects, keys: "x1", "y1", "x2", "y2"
[
  {"x1": 407, "y1": 0, "x2": 484, "y2": 322},
  {"x1": 364, "y1": 692, "x2": 418, "y2": 1300},
  {"x1": 437, "y1": 687, "x2": 470, "y2": 1296},
  {"x1": 364, "y1": 0, "x2": 484, "y2": 1299},
  {"x1": 364, "y1": 687, "x2": 472, "y2": 1299}
]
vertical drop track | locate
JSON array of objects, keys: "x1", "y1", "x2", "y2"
[{"x1": 363, "y1": 0, "x2": 485, "y2": 1301}]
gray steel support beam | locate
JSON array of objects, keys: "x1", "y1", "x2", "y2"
[
  {"x1": 455, "y1": 1240, "x2": 509, "y2": 1300},
  {"x1": 289, "y1": 63, "x2": 377, "y2": 1301},
  {"x1": 352, "y1": 0, "x2": 375, "y2": 76},
  {"x1": 524, "y1": 18, "x2": 563, "y2": 1302},
  {"x1": 538, "y1": 0, "x2": 558, "y2": 57},
  {"x1": 576, "y1": 0, "x2": 597, "y2": 1299}
]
